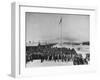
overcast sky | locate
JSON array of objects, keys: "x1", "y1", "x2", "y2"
[{"x1": 26, "y1": 12, "x2": 89, "y2": 42}]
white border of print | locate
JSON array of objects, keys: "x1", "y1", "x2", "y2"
[{"x1": 11, "y1": 2, "x2": 96, "y2": 78}]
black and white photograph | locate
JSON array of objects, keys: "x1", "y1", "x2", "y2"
[{"x1": 25, "y1": 12, "x2": 90, "y2": 67}]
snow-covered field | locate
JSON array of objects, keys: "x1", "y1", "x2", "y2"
[
  {"x1": 26, "y1": 60, "x2": 73, "y2": 67},
  {"x1": 53, "y1": 44, "x2": 89, "y2": 57}
]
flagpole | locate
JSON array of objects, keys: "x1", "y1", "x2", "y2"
[{"x1": 59, "y1": 17, "x2": 62, "y2": 47}]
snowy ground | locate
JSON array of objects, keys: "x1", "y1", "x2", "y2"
[{"x1": 26, "y1": 60, "x2": 73, "y2": 68}]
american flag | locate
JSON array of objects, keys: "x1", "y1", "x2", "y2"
[{"x1": 59, "y1": 17, "x2": 62, "y2": 24}]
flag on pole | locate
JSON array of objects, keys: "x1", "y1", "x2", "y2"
[{"x1": 59, "y1": 17, "x2": 62, "y2": 24}]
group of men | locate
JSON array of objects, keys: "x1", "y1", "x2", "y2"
[{"x1": 26, "y1": 43, "x2": 90, "y2": 65}]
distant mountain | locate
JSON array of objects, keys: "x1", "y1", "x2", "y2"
[
  {"x1": 63, "y1": 42, "x2": 81, "y2": 45},
  {"x1": 63, "y1": 41, "x2": 90, "y2": 45}
]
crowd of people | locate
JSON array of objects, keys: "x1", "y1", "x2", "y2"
[{"x1": 26, "y1": 43, "x2": 90, "y2": 65}]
